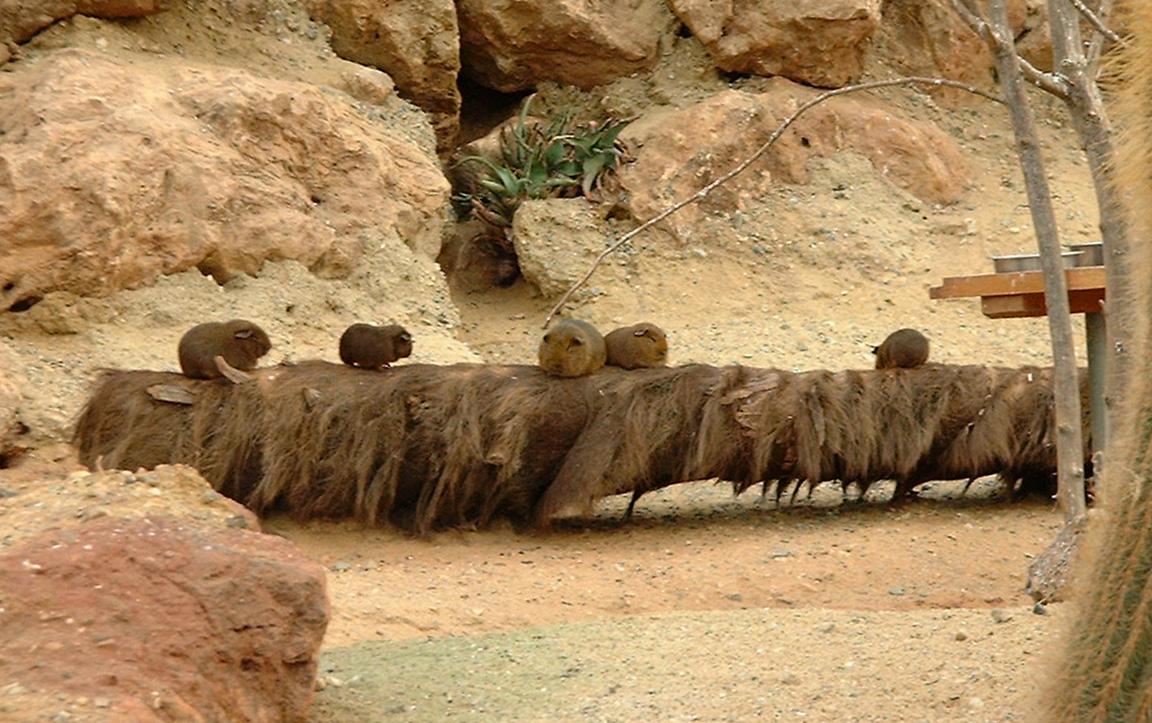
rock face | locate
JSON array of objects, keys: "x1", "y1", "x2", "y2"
[
  {"x1": 881, "y1": 0, "x2": 1048, "y2": 102},
  {"x1": 304, "y1": 0, "x2": 462, "y2": 153},
  {"x1": 0, "y1": 48, "x2": 450, "y2": 312},
  {"x1": 457, "y1": 0, "x2": 674, "y2": 92},
  {"x1": 0, "y1": 466, "x2": 329, "y2": 722},
  {"x1": 669, "y1": 0, "x2": 882, "y2": 88},
  {"x1": 0, "y1": 0, "x2": 170, "y2": 64},
  {"x1": 617, "y1": 83, "x2": 971, "y2": 239}
]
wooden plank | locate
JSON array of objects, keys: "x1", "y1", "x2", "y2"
[
  {"x1": 980, "y1": 289, "x2": 1107, "y2": 319},
  {"x1": 929, "y1": 266, "x2": 1105, "y2": 300}
]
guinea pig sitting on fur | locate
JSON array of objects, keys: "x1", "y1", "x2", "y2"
[
  {"x1": 339, "y1": 323, "x2": 414, "y2": 369},
  {"x1": 604, "y1": 322, "x2": 669, "y2": 369},
  {"x1": 178, "y1": 319, "x2": 272, "y2": 380},
  {"x1": 873, "y1": 328, "x2": 930, "y2": 369},
  {"x1": 538, "y1": 319, "x2": 607, "y2": 377}
]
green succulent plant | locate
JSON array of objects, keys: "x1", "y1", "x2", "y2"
[{"x1": 453, "y1": 99, "x2": 633, "y2": 237}]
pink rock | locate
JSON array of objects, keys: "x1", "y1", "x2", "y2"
[{"x1": 0, "y1": 515, "x2": 329, "y2": 722}]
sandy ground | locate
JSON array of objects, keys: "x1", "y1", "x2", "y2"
[{"x1": 288, "y1": 481, "x2": 1067, "y2": 722}]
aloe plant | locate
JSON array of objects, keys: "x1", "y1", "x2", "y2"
[{"x1": 453, "y1": 100, "x2": 633, "y2": 238}]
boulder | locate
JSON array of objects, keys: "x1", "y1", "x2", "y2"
[
  {"x1": 304, "y1": 0, "x2": 462, "y2": 153},
  {"x1": 0, "y1": 0, "x2": 170, "y2": 64},
  {"x1": 457, "y1": 0, "x2": 675, "y2": 92},
  {"x1": 0, "y1": 466, "x2": 329, "y2": 722},
  {"x1": 0, "y1": 340, "x2": 26, "y2": 464},
  {"x1": 669, "y1": 0, "x2": 882, "y2": 88},
  {"x1": 511, "y1": 199, "x2": 619, "y2": 298},
  {"x1": 617, "y1": 83, "x2": 971, "y2": 239},
  {"x1": 0, "y1": 48, "x2": 451, "y2": 312},
  {"x1": 880, "y1": 0, "x2": 1046, "y2": 104}
]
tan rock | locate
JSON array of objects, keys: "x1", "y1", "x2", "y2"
[
  {"x1": 880, "y1": 0, "x2": 1046, "y2": 104},
  {"x1": 305, "y1": 0, "x2": 462, "y2": 153},
  {"x1": 0, "y1": 48, "x2": 450, "y2": 311},
  {"x1": 669, "y1": 0, "x2": 882, "y2": 88},
  {"x1": 618, "y1": 83, "x2": 970, "y2": 239},
  {"x1": 0, "y1": 0, "x2": 169, "y2": 51},
  {"x1": 0, "y1": 340, "x2": 26, "y2": 463},
  {"x1": 512, "y1": 199, "x2": 621, "y2": 298},
  {"x1": 458, "y1": 0, "x2": 674, "y2": 92}
]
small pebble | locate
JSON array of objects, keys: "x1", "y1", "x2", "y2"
[
  {"x1": 1033, "y1": 602, "x2": 1049, "y2": 616},
  {"x1": 331, "y1": 562, "x2": 352, "y2": 572}
]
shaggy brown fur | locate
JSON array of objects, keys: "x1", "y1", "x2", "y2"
[
  {"x1": 178, "y1": 319, "x2": 272, "y2": 380},
  {"x1": 873, "y1": 328, "x2": 929, "y2": 369},
  {"x1": 338, "y1": 323, "x2": 413, "y2": 369},
  {"x1": 74, "y1": 362, "x2": 1087, "y2": 531},
  {"x1": 538, "y1": 319, "x2": 607, "y2": 377},
  {"x1": 604, "y1": 323, "x2": 669, "y2": 370}
]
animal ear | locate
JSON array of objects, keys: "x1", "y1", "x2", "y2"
[
  {"x1": 400, "y1": 333, "x2": 412, "y2": 342},
  {"x1": 572, "y1": 337, "x2": 584, "y2": 346},
  {"x1": 235, "y1": 329, "x2": 253, "y2": 340},
  {"x1": 871, "y1": 346, "x2": 879, "y2": 354},
  {"x1": 633, "y1": 329, "x2": 646, "y2": 337}
]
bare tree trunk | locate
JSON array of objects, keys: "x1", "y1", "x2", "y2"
[
  {"x1": 1050, "y1": 0, "x2": 1131, "y2": 456},
  {"x1": 986, "y1": 0, "x2": 1087, "y2": 521}
]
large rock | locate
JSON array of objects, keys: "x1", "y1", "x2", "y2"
[
  {"x1": 511, "y1": 199, "x2": 620, "y2": 298},
  {"x1": 0, "y1": 340, "x2": 25, "y2": 463},
  {"x1": 0, "y1": 466, "x2": 329, "y2": 722},
  {"x1": 457, "y1": 0, "x2": 675, "y2": 92},
  {"x1": 880, "y1": 0, "x2": 1046, "y2": 103},
  {"x1": 0, "y1": 0, "x2": 170, "y2": 64},
  {"x1": 617, "y1": 83, "x2": 971, "y2": 239},
  {"x1": 304, "y1": 0, "x2": 462, "y2": 153},
  {"x1": 0, "y1": 48, "x2": 451, "y2": 312},
  {"x1": 669, "y1": 0, "x2": 882, "y2": 88}
]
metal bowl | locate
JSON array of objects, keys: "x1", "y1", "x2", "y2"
[
  {"x1": 991, "y1": 251, "x2": 1083, "y2": 273},
  {"x1": 1065, "y1": 241, "x2": 1104, "y2": 267}
]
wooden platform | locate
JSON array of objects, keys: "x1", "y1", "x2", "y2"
[{"x1": 929, "y1": 267, "x2": 1105, "y2": 319}]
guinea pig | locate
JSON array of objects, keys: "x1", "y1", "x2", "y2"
[
  {"x1": 873, "y1": 328, "x2": 930, "y2": 369},
  {"x1": 339, "y1": 323, "x2": 414, "y2": 369},
  {"x1": 178, "y1": 319, "x2": 272, "y2": 380},
  {"x1": 538, "y1": 319, "x2": 607, "y2": 377},
  {"x1": 604, "y1": 322, "x2": 669, "y2": 369}
]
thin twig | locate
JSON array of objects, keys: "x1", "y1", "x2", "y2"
[
  {"x1": 544, "y1": 76, "x2": 1005, "y2": 328},
  {"x1": 951, "y1": 0, "x2": 1071, "y2": 99},
  {"x1": 1068, "y1": 0, "x2": 1123, "y2": 47}
]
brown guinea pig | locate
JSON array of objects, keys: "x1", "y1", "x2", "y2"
[
  {"x1": 873, "y1": 328, "x2": 930, "y2": 369},
  {"x1": 538, "y1": 319, "x2": 607, "y2": 377},
  {"x1": 178, "y1": 319, "x2": 272, "y2": 380},
  {"x1": 604, "y1": 322, "x2": 669, "y2": 369},
  {"x1": 339, "y1": 323, "x2": 413, "y2": 369}
]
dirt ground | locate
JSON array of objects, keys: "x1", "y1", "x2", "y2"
[
  {"x1": 285, "y1": 481, "x2": 1067, "y2": 722},
  {"x1": 0, "y1": 7, "x2": 1106, "y2": 721}
]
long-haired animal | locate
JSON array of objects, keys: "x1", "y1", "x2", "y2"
[
  {"x1": 873, "y1": 328, "x2": 929, "y2": 369},
  {"x1": 178, "y1": 319, "x2": 271, "y2": 380},
  {"x1": 538, "y1": 319, "x2": 607, "y2": 377},
  {"x1": 605, "y1": 322, "x2": 669, "y2": 369},
  {"x1": 339, "y1": 323, "x2": 413, "y2": 370}
]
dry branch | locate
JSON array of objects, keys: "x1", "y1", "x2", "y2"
[{"x1": 543, "y1": 76, "x2": 1005, "y2": 327}]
